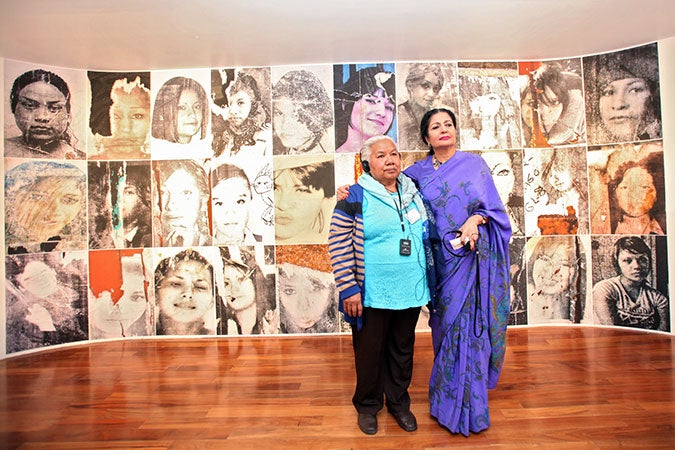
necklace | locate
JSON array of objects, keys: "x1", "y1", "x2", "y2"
[{"x1": 432, "y1": 155, "x2": 443, "y2": 170}]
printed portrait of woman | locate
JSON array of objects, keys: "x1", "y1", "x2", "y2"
[
  {"x1": 273, "y1": 154, "x2": 336, "y2": 245},
  {"x1": 396, "y1": 62, "x2": 459, "y2": 151},
  {"x1": 608, "y1": 151, "x2": 665, "y2": 235},
  {"x1": 4, "y1": 63, "x2": 86, "y2": 160},
  {"x1": 88, "y1": 72, "x2": 151, "y2": 160},
  {"x1": 216, "y1": 245, "x2": 277, "y2": 335},
  {"x1": 523, "y1": 147, "x2": 589, "y2": 236},
  {"x1": 5, "y1": 252, "x2": 88, "y2": 354},
  {"x1": 5, "y1": 160, "x2": 87, "y2": 254},
  {"x1": 88, "y1": 161, "x2": 152, "y2": 249},
  {"x1": 154, "y1": 247, "x2": 217, "y2": 336},
  {"x1": 591, "y1": 235, "x2": 669, "y2": 332},
  {"x1": 151, "y1": 73, "x2": 212, "y2": 159},
  {"x1": 271, "y1": 66, "x2": 334, "y2": 155},
  {"x1": 478, "y1": 150, "x2": 525, "y2": 236},
  {"x1": 211, "y1": 162, "x2": 265, "y2": 245},
  {"x1": 458, "y1": 65, "x2": 521, "y2": 150},
  {"x1": 276, "y1": 244, "x2": 337, "y2": 334},
  {"x1": 152, "y1": 159, "x2": 211, "y2": 247},
  {"x1": 88, "y1": 249, "x2": 154, "y2": 339},
  {"x1": 526, "y1": 235, "x2": 587, "y2": 324},
  {"x1": 588, "y1": 141, "x2": 665, "y2": 234},
  {"x1": 519, "y1": 59, "x2": 586, "y2": 148},
  {"x1": 334, "y1": 64, "x2": 396, "y2": 153},
  {"x1": 211, "y1": 68, "x2": 272, "y2": 160},
  {"x1": 583, "y1": 43, "x2": 661, "y2": 145}
]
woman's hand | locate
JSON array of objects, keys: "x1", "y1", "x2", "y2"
[
  {"x1": 337, "y1": 184, "x2": 350, "y2": 201},
  {"x1": 458, "y1": 214, "x2": 487, "y2": 251},
  {"x1": 343, "y1": 292, "x2": 363, "y2": 317}
]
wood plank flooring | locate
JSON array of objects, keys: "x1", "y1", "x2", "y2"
[{"x1": 0, "y1": 326, "x2": 673, "y2": 449}]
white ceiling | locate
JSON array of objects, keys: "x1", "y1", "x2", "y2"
[{"x1": 1, "y1": 0, "x2": 675, "y2": 71}]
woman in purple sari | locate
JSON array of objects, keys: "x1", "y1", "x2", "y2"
[{"x1": 405, "y1": 108, "x2": 511, "y2": 435}]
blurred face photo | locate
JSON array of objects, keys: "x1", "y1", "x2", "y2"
[
  {"x1": 531, "y1": 242, "x2": 575, "y2": 296},
  {"x1": 279, "y1": 265, "x2": 332, "y2": 330},
  {"x1": 17, "y1": 260, "x2": 59, "y2": 298},
  {"x1": 14, "y1": 81, "x2": 69, "y2": 147},
  {"x1": 470, "y1": 93, "x2": 501, "y2": 118},
  {"x1": 212, "y1": 177, "x2": 251, "y2": 243},
  {"x1": 157, "y1": 259, "x2": 213, "y2": 324},
  {"x1": 482, "y1": 152, "x2": 515, "y2": 204},
  {"x1": 14, "y1": 176, "x2": 83, "y2": 242},
  {"x1": 615, "y1": 166, "x2": 656, "y2": 217},
  {"x1": 110, "y1": 89, "x2": 150, "y2": 146},
  {"x1": 159, "y1": 169, "x2": 202, "y2": 235},
  {"x1": 599, "y1": 78, "x2": 651, "y2": 140},
  {"x1": 273, "y1": 97, "x2": 314, "y2": 150},
  {"x1": 176, "y1": 88, "x2": 203, "y2": 143},
  {"x1": 221, "y1": 265, "x2": 256, "y2": 312}
]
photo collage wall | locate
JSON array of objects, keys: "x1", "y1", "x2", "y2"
[{"x1": 3, "y1": 42, "x2": 670, "y2": 355}]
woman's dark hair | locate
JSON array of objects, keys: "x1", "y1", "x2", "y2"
[
  {"x1": 420, "y1": 107, "x2": 457, "y2": 155},
  {"x1": 612, "y1": 236, "x2": 651, "y2": 273},
  {"x1": 275, "y1": 161, "x2": 335, "y2": 198},
  {"x1": 10, "y1": 69, "x2": 76, "y2": 147},
  {"x1": 152, "y1": 77, "x2": 210, "y2": 142},
  {"x1": 584, "y1": 43, "x2": 661, "y2": 141},
  {"x1": 211, "y1": 162, "x2": 251, "y2": 192},
  {"x1": 10, "y1": 69, "x2": 71, "y2": 114}
]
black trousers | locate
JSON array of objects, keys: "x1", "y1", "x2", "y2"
[{"x1": 351, "y1": 306, "x2": 421, "y2": 415}]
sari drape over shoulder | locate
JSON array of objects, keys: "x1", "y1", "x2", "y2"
[{"x1": 405, "y1": 151, "x2": 511, "y2": 435}]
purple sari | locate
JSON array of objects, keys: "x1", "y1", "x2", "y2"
[{"x1": 405, "y1": 151, "x2": 511, "y2": 435}]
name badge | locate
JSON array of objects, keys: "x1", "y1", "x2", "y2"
[{"x1": 406, "y1": 209, "x2": 421, "y2": 224}]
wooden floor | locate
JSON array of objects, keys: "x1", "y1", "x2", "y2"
[{"x1": 0, "y1": 326, "x2": 673, "y2": 449}]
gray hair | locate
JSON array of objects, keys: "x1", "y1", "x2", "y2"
[{"x1": 360, "y1": 135, "x2": 396, "y2": 164}]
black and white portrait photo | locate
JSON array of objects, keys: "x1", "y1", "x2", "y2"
[
  {"x1": 153, "y1": 246, "x2": 218, "y2": 336},
  {"x1": 216, "y1": 245, "x2": 278, "y2": 335},
  {"x1": 591, "y1": 235, "x2": 669, "y2": 332},
  {"x1": 5, "y1": 252, "x2": 88, "y2": 354},
  {"x1": 152, "y1": 159, "x2": 211, "y2": 248},
  {"x1": 457, "y1": 63, "x2": 521, "y2": 150},
  {"x1": 396, "y1": 62, "x2": 459, "y2": 151},
  {"x1": 211, "y1": 67, "x2": 272, "y2": 161},
  {"x1": 151, "y1": 70, "x2": 212, "y2": 160},
  {"x1": 523, "y1": 147, "x2": 589, "y2": 236},
  {"x1": 4, "y1": 61, "x2": 86, "y2": 160},
  {"x1": 271, "y1": 65, "x2": 334, "y2": 155},
  {"x1": 583, "y1": 43, "x2": 661, "y2": 146},
  {"x1": 518, "y1": 58, "x2": 586, "y2": 148},
  {"x1": 477, "y1": 150, "x2": 525, "y2": 236},
  {"x1": 526, "y1": 235, "x2": 588, "y2": 324}
]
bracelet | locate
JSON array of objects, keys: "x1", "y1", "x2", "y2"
[{"x1": 478, "y1": 215, "x2": 487, "y2": 225}]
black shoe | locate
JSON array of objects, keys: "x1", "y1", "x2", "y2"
[
  {"x1": 391, "y1": 410, "x2": 417, "y2": 432},
  {"x1": 357, "y1": 412, "x2": 378, "y2": 435}
]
